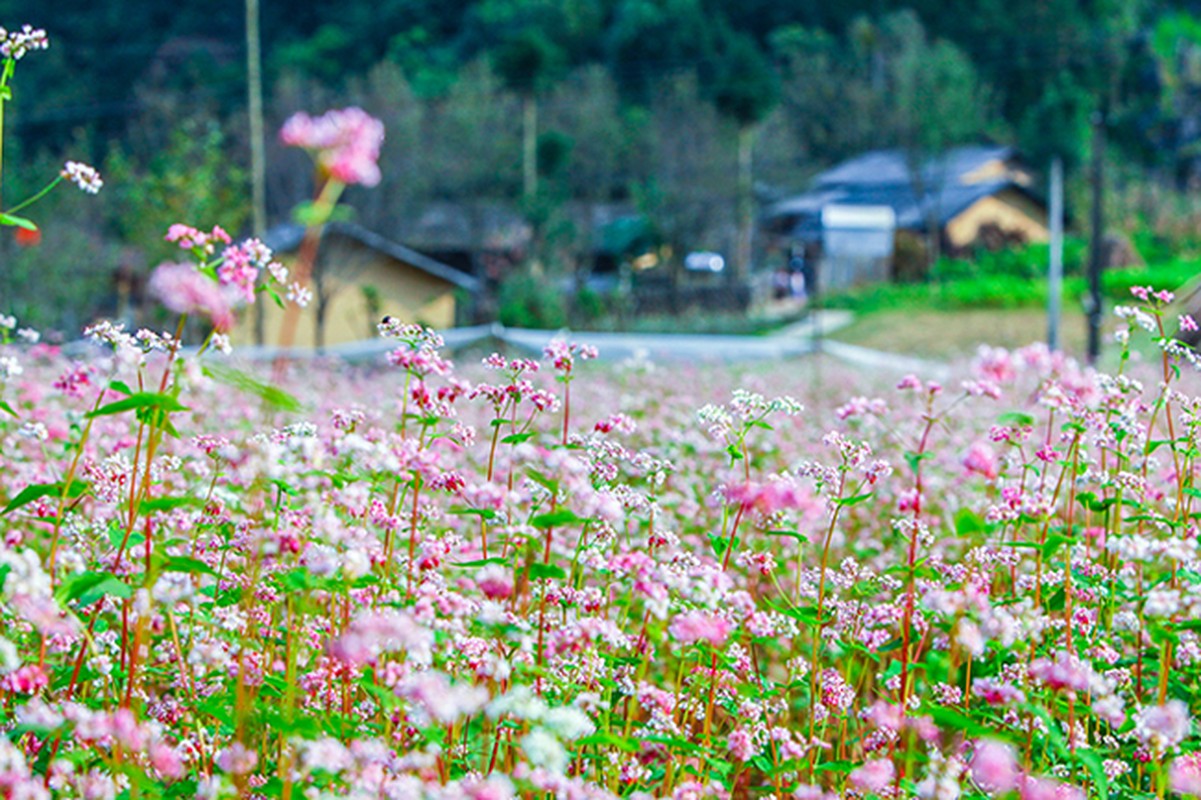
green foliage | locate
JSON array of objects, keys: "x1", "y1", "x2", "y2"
[
  {"x1": 1102, "y1": 259, "x2": 1201, "y2": 300},
  {"x1": 104, "y1": 117, "x2": 249, "y2": 265},
  {"x1": 571, "y1": 285, "x2": 608, "y2": 325},
  {"x1": 707, "y1": 29, "x2": 779, "y2": 127},
  {"x1": 11, "y1": 0, "x2": 1201, "y2": 331},
  {"x1": 491, "y1": 30, "x2": 566, "y2": 96},
  {"x1": 829, "y1": 245, "x2": 1201, "y2": 315},
  {"x1": 497, "y1": 269, "x2": 568, "y2": 329},
  {"x1": 274, "y1": 25, "x2": 357, "y2": 84},
  {"x1": 930, "y1": 239, "x2": 1089, "y2": 282},
  {"x1": 0, "y1": 183, "x2": 116, "y2": 334}
]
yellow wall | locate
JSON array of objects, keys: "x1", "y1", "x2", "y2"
[
  {"x1": 944, "y1": 189, "x2": 1049, "y2": 249},
  {"x1": 232, "y1": 251, "x2": 459, "y2": 348}
]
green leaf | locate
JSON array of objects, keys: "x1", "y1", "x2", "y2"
[
  {"x1": 159, "y1": 555, "x2": 219, "y2": 578},
  {"x1": 709, "y1": 532, "x2": 737, "y2": 559},
  {"x1": 501, "y1": 431, "x2": 537, "y2": 445},
  {"x1": 1075, "y1": 750, "x2": 1109, "y2": 800},
  {"x1": 954, "y1": 508, "x2": 986, "y2": 536},
  {"x1": 997, "y1": 412, "x2": 1035, "y2": 427},
  {"x1": 838, "y1": 492, "x2": 874, "y2": 507},
  {"x1": 1076, "y1": 492, "x2": 1117, "y2": 513},
  {"x1": 202, "y1": 364, "x2": 303, "y2": 413},
  {"x1": 904, "y1": 451, "x2": 931, "y2": 474},
  {"x1": 139, "y1": 496, "x2": 205, "y2": 514},
  {"x1": 525, "y1": 468, "x2": 559, "y2": 493},
  {"x1": 88, "y1": 392, "x2": 188, "y2": 418},
  {"x1": 0, "y1": 399, "x2": 17, "y2": 418},
  {"x1": 448, "y1": 506, "x2": 499, "y2": 521},
  {"x1": 777, "y1": 604, "x2": 824, "y2": 626},
  {"x1": 575, "y1": 732, "x2": 640, "y2": 753},
  {"x1": 3, "y1": 480, "x2": 87, "y2": 514},
  {"x1": 450, "y1": 557, "x2": 512, "y2": 569},
  {"x1": 55, "y1": 571, "x2": 133, "y2": 606},
  {"x1": 275, "y1": 568, "x2": 318, "y2": 592},
  {"x1": 271, "y1": 479, "x2": 298, "y2": 497},
  {"x1": 528, "y1": 562, "x2": 567, "y2": 581},
  {"x1": 1042, "y1": 533, "x2": 1075, "y2": 559},
  {"x1": 0, "y1": 212, "x2": 37, "y2": 230},
  {"x1": 530, "y1": 509, "x2": 584, "y2": 528},
  {"x1": 292, "y1": 201, "x2": 330, "y2": 227},
  {"x1": 924, "y1": 704, "x2": 1003, "y2": 740},
  {"x1": 641, "y1": 734, "x2": 703, "y2": 754}
]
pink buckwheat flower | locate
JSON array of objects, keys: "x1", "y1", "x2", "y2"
[
  {"x1": 971, "y1": 740, "x2": 1019, "y2": 793},
  {"x1": 1134, "y1": 700, "x2": 1191, "y2": 754},
  {"x1": 148, "y1": 262, "x2": 235, "y2": 331},
  {"x1": 1170, "y1": 753, "x2": 1201, "y2": 796},
  {"x1": 849, "y1": 758, "x2": 895, "y2": 794},
  {"x1": 165, "y1": 223, "x2": 232, "y2": 255},
  {"x1": 216, "y1": 742, "x2": 258, "y2": 775},
  {"x1": 280, "y1": 107, "x2": 385, "y2": 187},
  {"x1": 218, "y1": 239, "x2": 274, "y2": 303},
  {"x1": 963, "y1": 441, "x2": 999, "y2": 480},
  {"x1": 668, "y1": 611, "x2": 732, "y2": 648},
  {"x1": 727, "y1": 728, "x2": 756, "y2": 762},
  {"x1": 1029, "y1": 651, "x2": 1090, "y2": 694},
  {"x1": 1017, "y1": 776, "x2": 1084, "y2": 800}
]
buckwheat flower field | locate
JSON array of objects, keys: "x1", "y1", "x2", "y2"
[
  {"x1": 3, "y1": 294, "x2": 1201, "y2": 800},
  {"x1": 6, "y1": 20, "x2": 1201, "y2": 800}
]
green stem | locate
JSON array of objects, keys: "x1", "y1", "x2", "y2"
[
  {"x1": 0, "y1": 90, "x2": 5, "y2": 207},
  {"x1": 4, "y1": 174, "x2": 62, "y2": 215},
  {"x1": 0, "y1": 66, "x2": 12, "y2": 207}
]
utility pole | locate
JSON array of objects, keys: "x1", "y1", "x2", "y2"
[
  {"x1": 1086, "y1": 109, "x2": 1106, "y2": 365},
  {"x1": 1047, "y1": 156, "x2": 1064, "y2": 350},
  {"x1": 247, "y1": 0, "x2": 268, "y2": 345}
]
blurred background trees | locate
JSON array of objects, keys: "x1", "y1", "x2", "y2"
[{"x1": 2, "y1": 0, "x2": 1200, "y2": 332}]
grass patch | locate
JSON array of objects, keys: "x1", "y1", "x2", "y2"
[{"x1": 824, "y1": 258, "x2": 1201, "y2": 314}]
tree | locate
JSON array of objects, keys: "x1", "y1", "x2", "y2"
[
  {"x1": 104, "y1": 116, "x2": 249, "y2": 264},
  {"x1": 604, "y1": 0, "x2": 717, "y2": 104},
  {"x1": 771, "y1": 25, "x2": 879, "y2": 167},
  {"x1": 707, "y1": 28, "x2": 779, "y2": 281},
  {"x1": 492, "y1": 30, "x2": 566, "y2": 203},
  {"x1": 876, "y1": 11, "x2": 997, "y2": 267},
  {"x1": 638, "y1": 74, "x2": 733, "y2": 269}
]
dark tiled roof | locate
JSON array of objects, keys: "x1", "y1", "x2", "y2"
[
  {"x1": 264, "y1": 221, "x2": 481, "y2": 293},
  {"x1": 813, "y1": 145, "x2": 1017, "y2": 188},
  {"x1": 765, "y1": 179, "x2": 1037, "y2": 237},
  {"x1": 764, "y1": 144, "x2": 1040, "y2": 238}
]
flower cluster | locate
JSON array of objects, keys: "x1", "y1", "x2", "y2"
[
  {"x1": 60, "y1": 160, "x2": 103, "y2": 194},
  {"x1": 0, "y1": 24, "x2": 47, "y2": 60},
  {"x1": 280, "y1": 106, "x2": 385, "y2": 187},
  {"x1": 4, "y1": 289, "x2": 1201, "y2": 799}
]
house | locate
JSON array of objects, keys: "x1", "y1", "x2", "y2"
[
  {"x1": 233, "y1": 221, "x2": 481, "y2": 349},
  {"x1": 762, "y1": 145, "x2": 1050, "y2": 284}
]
